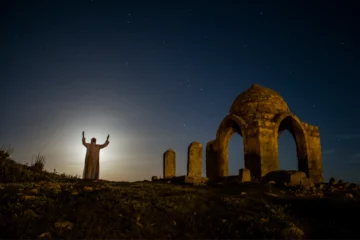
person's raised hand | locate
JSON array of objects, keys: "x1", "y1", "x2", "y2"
[{"x1": 82, "y1": 131, "x2": 85, "y2": 138}]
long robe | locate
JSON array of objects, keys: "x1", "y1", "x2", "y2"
[{"x1": 82, "y1": 138, "x2": 109, "y2": 180}]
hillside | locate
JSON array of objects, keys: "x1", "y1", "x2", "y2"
[{"x1": 0, "y1": 149, "x2": 359, "y2": 239}]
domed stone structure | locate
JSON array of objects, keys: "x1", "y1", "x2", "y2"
[
  {"x1": 205, "y1": 84, "x2": 323, "y2": 183},
  {"x1": 229, "y1": 84, "x2": 290, "y2": 124}
]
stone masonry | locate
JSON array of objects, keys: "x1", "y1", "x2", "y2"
[
  {"x1": 187, "y1": 141, "x2": 202, "y2": 177},
  {"x1": 239, "y1": 168, "x2": 251, "y2": 183},
  {"x1": 209, "y1": 84, "x2": 323, "y2": 183},
  {"x1": 163, "y1": 149, "x2": 176, "y2": 179}
]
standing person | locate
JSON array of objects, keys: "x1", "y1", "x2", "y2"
[{"x1": 82, "y1": 131, "x2": 110, "y2": 180}]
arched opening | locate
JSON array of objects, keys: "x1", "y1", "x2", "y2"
[
  {"x1": 278, "y1": 130, "x2": 298, "y2": 170},
  {"x1": 216, "y1": 115, "x2": 246, "y2": 177},
  {"x1": 228, "y1": 123, "x2": 244, "y2": 176},
  {"x1": 277, "y1": 115, "x2": 309, "y2": 175}
]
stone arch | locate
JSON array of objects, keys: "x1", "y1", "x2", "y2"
[
  {"x1": 273, "y1": 112, "x2": 310, "y2": 176},
  {"x1": 215, "y1": 114, "x2": 247, "y2": 176}
]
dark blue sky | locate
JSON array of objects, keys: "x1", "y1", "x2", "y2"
[{"x1": 1, "y1": 0, "x2": 359, "y2": 182}]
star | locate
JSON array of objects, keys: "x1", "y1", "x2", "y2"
[
  {"x1": 341, "y1": 42, "x2": 344, "y2": 45},
  {"x1": 260, "y1": 12, "x2": 263, "y2": 15},
  {"x1": 200, "y1": 88, "x2": 203, "y2": 91}
]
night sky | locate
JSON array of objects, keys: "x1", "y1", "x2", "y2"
[{"x1": 1, "y1": 0, "x2": 359, "y2": 182}]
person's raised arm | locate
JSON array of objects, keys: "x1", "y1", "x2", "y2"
[
  {"x1": 82, "y1": 131, "x2": 89, "y2": 148},
  {"x1": 99, "y1": 134, "x2": 110, "y2": 149}
]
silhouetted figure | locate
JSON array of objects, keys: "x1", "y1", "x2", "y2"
[{"x1": 82, "y1": 131, "x2": 110, "y2": 180}]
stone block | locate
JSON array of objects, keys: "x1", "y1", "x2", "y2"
[
  {"x1": 187, "y1": 141, "x2": 202, "y2": 177},
  {"x1": 163, "y1": 149, "x2": 176, "y2": 179},
  {"x1": 262, "y1": 170, "x2": 307, "y2": 186},
  {"x1": 239, "y1": 168, "x2": 251, "y2": 183}
]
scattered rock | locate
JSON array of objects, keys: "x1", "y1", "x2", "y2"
[
  {"x1": 23, "y1": 195, "x2": 37, "y2": 201},
  {"x1": 38, "y1": 232, "x2": 51, "y2": 239},
  {"x1": 262, "y1": 170, "x2": 307, "y2": 186},
  {"x1": 29, "y1": 188, "x2": 38, "y2": 194},
  {"x1": 151, "y1": 176, "x2": 158, "y2": 181},
  {"x1": 343, "y1": 182, "x2": 351, "y2": 189},
  {"x1": 281, "y1": 223, "x2": 305, "y2": 239},
  {"x1": 265, "y1": 192, "x2": 278, "y2": 197},
  {"x1": 300, "y1": 178, "x2": 315, "y2": 191},
  {"x1": 84, "y1": 186, "x2": 93, "y2": 192},
  {"x1": 345, "y1": 193, "x2": 354, "y2": 200},
  {"x1": 329, "y1": 177, "x2": 337, "y2": 185},
  {"x1": 48, "y1": 183, "x2": 61, "y2": 189},
  {"x1": 239, "y1": 168, "x2": 251, "y2": 183},
  {"x1": 240, "y1": 192, "x2": 247, "y2": 196},
  {"x1": 54, "y1": 221, "x2": 74, "y2": 237},
  {"x1": 23, "y1": 209, "x2": 38, "y2": 220}
]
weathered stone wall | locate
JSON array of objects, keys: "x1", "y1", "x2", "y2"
[
  {"x1": 163, "y1": 149, "x2": 176, "y2": 179},
  {"x1": 206, "y1": 140, "x2": 218, "y2": 180},
  {"x1": 187, "y1": 141, "x2": 202, "y2": 177},
  {"x1": 303, "y1": 123, "x2": 323, "y2": 183}
]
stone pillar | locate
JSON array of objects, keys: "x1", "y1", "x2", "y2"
[
  {"x1": 187, "y1": 141, "x2": 202, "y2": 177},
  {"x1": 239, "y1": 168, "x2": 251, "y2": 182},
  {"x1": 217, "y1": 140, "x2": 228, "y2": 177},
  {"x1": 257, "y1": 122, "x2": 279, "y2": 177},
  {"x1": 243, "y1": 126, "x2": 262, "y2": 179},
  {"x1": 206, "y1": 140, "x2": 218, "y2": 180},
  {"x1": 163, "y1": 149, "x2": 176, "y2": 179},
  {"x1": 306, "y1": 126, "x2": 324, "y2": 183}
]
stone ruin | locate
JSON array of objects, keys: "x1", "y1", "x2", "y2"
[{"x1": 160, "y1": 84, "x2": 324, "y2": 184}]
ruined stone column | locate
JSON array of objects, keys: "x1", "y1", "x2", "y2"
[
  {"x1": 163, "y1": 149, "x2": 176, "y2": 179},
  {"x1": 305, "y1": 126, "x2": 324, "y2": 183},
  {"x1": 206, "y1": 140, "x2": 218, "y2": 180},
  {"x1": 187, "y1": 141, "x2": 202, "y2": 177},
  {"x1": 243, "y1": 126, "x2": 262, "y2": 179},
  {"x1": 217, "y1": 139, "x2": 229, "y2": 177}
]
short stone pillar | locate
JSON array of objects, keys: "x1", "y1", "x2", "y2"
[
  {"x1": 163, "y1": 149, "x2": 176, "y2": 179},
  {"x1": 187, "y1": 141, "x2": 202, "y2": 177},
  {"x1": 239, "y1": 168, "x2": 251, "y2": 183}
]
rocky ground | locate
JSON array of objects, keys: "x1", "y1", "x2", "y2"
[{"x1": 1, "y1": 150, "x2": 360, "y2": 239}]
